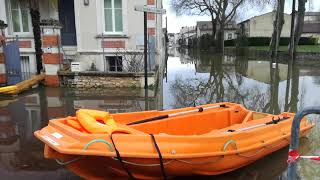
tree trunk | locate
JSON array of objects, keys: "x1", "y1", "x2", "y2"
[
  {"x1": 289, "y1": 0, "x2": 307, "y2": 58},
  {"x1": 29, "y1": 0, "x2": 43, "y2": 74},
  {"x1": 269, "y1": 0, "x2": 285, "y2": 58},
  {"x1": 288, "y1": 0, "x2": 296, "y2": 59},
  {"x1": 216, "y1": 22, "x2": 225, "y2": 53},
  {"x1": 210, "y1": 14, "x2": 217, "y2": 45}
]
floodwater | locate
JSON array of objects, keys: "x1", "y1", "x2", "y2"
[{"x1": 0, "y1": 48, "x2": 320, "y2": 179}]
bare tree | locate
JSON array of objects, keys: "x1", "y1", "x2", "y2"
[
  {"x1": 270, "y1": 0, "x2": 285, "y2": 59},
  {"x1": 172, "y1": 0, "x2": 246, "y2": 52}
]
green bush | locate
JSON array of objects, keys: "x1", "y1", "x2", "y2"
[{"x1": 224, "y1": 37, "x2": 318, "y2": 46}]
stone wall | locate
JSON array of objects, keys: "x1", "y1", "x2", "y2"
[{"x1": 58, "y1": 71, "x2": 155, "y2": 89}]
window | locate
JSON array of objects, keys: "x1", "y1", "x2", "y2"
[
  {"x1": 107, "y1": 56, "x2": 123, "y2": 72},
  {"x1": 104, "y1": 0, "x2": 123, "y2": 33},
  {"x1": 228, "y1": 33, "x2": 232, "y2": 40},
  {"x1": 20, "y1": 56, "x2": 31, "y2": 80},
  {"x1": 10, "y1": 0, "x2": 30, "y2": 33}
]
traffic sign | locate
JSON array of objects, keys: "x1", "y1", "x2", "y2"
[{"x1": 134, "y1": 5, "x2": 166, "y2": 14}]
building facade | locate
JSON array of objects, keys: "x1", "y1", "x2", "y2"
[
  {"x1": 0, "y1": 0, "x2": 165, "y2": 87},
  {"x1": 238, "y1": 11, "x2": 320, "y2": 42},
  {"x1": 238, "y1": 12, "x2": 292, "y2": 37},
  {"x1": 303, "y1": 12, "x2": 320, "y2": 43},
  {"x1": 196, "y1": 21, "x2": 238, "y2": 40},
  {"x1": 179, "y1": 26, "x2": 196, "y2": 47}
]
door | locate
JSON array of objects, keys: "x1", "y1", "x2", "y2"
[
  {"x1": 3, "y1": 41, "x2": 22, "y2": 85},
  {"x1": 58, "y1": 0, "x2": 77, "y2": 46}
]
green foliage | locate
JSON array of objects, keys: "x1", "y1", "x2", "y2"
[{"x1": 225, "y1": 37, "x2": 318, "y2": 47}]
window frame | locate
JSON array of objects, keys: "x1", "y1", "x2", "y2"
[
  {"x1": 7, "y1": 0, "x2": 32, "y2": 35},
  {"x1": 103, "y1": 0, "x2": 124, "y2": 35},
  {"x1": 106, "y1": 56, "x2": 123, "y2": 72}
]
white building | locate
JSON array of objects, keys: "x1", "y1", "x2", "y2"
[
  {"x1": 179, "y1": 26, "x2": 196, "y2": 46},
  {"x1": 196, "y1": 21, "x2": 238, "y2": 40},
  {"x1": 237, "y1": 12, "x2": 292, "y2": 37},
  {"x1": 0, "y1": 0, "x2": 165, "y2": 86},
  {"x1": 237, "y1": 11, "x2": 320, "y2": 43}
]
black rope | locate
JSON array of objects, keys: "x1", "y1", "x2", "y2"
[
  {"x1": 110, "y1": 134, "x2": 135, "y2": 179},
  {"x1": 150, "y1": 134, "x2": 167, "y2": 180}
]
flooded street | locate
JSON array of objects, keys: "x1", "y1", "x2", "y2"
[{"x1": 1, "y1": 48, "x2": 320, "y2": 179}]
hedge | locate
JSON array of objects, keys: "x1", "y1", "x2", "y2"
[{"x1": 224, "y1": 37, "x2": 319, "y2": 47}]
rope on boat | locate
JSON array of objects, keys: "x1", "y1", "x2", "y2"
[
  {"x1": 54, "y1": 128, "x2": 294, "y2": 168},
  {"x1": 223, "y1": 139, "x2": 238, "y2": 151},
  {"x1": 83, "y1": 139, "x2": 114, "y2": 151},
  {"x1": 110, "y1": 133, "x2": 135, "y2": 179},
  {"x1": 150, "y1": 134, "x2": 167, "y2": 180},
  {"x1": 55, "y1": 156, "x2": 84, "y2": 166}
]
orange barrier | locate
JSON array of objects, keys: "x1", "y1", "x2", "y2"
[{"x1": 34, "y1": 102, "x2": 315, "y2": 179}]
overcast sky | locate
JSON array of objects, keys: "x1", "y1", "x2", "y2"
[{"x1": 163, "y1": 0, "x2": 320, "y2": 33}]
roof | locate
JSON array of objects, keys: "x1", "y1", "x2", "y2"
[{"x1": 303, "y1": 23, "x2": 320, "y2": 33}]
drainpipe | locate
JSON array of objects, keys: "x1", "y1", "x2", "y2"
[{"x1": 287, "y1": 107, "x2": 320, "y2": 179}]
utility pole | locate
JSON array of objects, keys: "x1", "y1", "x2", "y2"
[
  {"x1": 135, "y1": 5, "x2": 166, "y2": 110},
  {"x1": 144, "y1": 11, "x2": 148, "y2": 109}
]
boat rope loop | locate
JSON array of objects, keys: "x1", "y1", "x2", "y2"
[
  {"x1": 287, "y1": 149, "x2": 320, "y2": 164},
  {"x1": 223, "y1": 139, "x2": 238, "y2": 151},
  {"x1": 110, "y1": 133, "x2": 135, "y2": 179},
  {"x1": 55, "y1": 156, "x2": 84, "y2": 166},
  {"x1": 83, "y1": 139, "x2": 114, "y2": 151},
  {"x1": 150, "y1": 134, "x2": 167, "y2": 180}
]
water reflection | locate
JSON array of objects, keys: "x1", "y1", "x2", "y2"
[
  {"x1": 165, "y1": 49, "x2": 320, "y2": 114},
  {"x1": 0, "y1": 47, "x2": 320, "y2": 179},
  {"x1": 0, "y1": 87, "x2": 159, "y2": 179},
  {"x1": 164, "y1": 48, "x2": 320, "y2": 179}
]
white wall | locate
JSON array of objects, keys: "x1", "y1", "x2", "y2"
[{"x1": 249, "y1": 12, "x2": 292, "y2": 37}]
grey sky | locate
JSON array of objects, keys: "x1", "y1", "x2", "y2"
[{"x1": 163, "y1": 0, "x2": 320, "y2": 33}]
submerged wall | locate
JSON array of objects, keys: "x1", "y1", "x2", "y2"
[{"x1": 58, "y1": 71, "x2": 155, "y2": 88}]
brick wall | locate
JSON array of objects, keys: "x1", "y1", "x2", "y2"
[
  {"x1": 101, "y1": 40, "x2": 125, "y2": 48},
  {"x1": 41, "y1": 26, "x2": 62, "y2": 87},
  {"x1": 0, "y1": 44, "x2": 5, "y2": 84}
]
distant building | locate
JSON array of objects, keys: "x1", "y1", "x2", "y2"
[
  {"x1": 303, "y1": 12, "x2": 320, "y2": 43},
  {"x1": 237, "y1": 11, "x2": 320, "y2": 43},
  {"x1": 237, "y1": 11, "x2": 292, "y2": 37},
  {"x1": 167, "y1": 33, "x2": 179, "y2": 47},
  {"x1": 179, "y1": 26, "x2": 196, "y2": 47},
  {"x1": 196, "y1": 21, "x2": 237, "y2": 40}
]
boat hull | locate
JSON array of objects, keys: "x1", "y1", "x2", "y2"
[
  {"x1": 44, "y1": 127, "x2": 311, "y2": 179},
  {"x1": 34, "y1": 103, "x2": 315, "y2": 179}
]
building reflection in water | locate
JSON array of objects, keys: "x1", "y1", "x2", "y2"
[{"x1": 169, "y1": 50, "x2": 314, "y2": 115}]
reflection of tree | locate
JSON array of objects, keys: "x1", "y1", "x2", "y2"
[
  {"x1": 284, "y1": 60, "x2": 300, "y2": 112},
  {"x1": 170, "y1": 53, "x2": 269, "y2": 111},
  {"x1": 264, "y1": 62, "x2": 280, "y2": 114},
  {"x1": 170, "y1": 50, "x2": 307, "y2": 114}
]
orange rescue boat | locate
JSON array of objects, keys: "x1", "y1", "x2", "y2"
[{"x1": 34, "y1": 102, "x2": 314, "y2": 179}]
